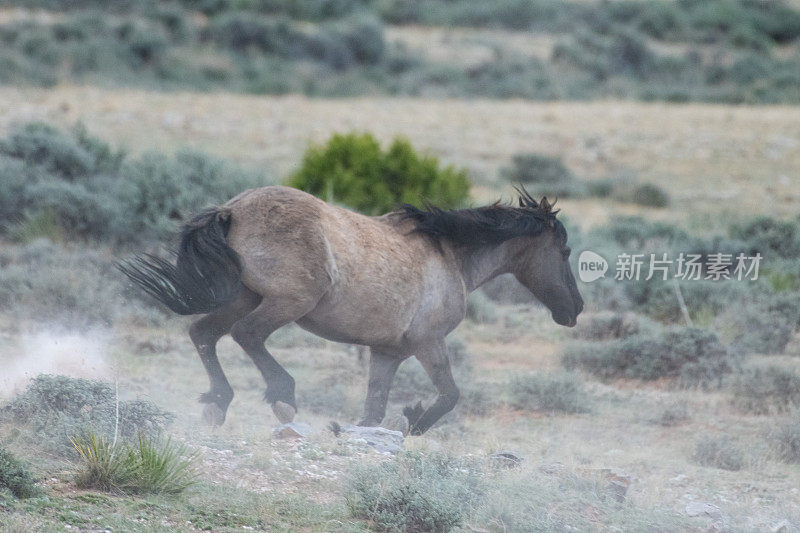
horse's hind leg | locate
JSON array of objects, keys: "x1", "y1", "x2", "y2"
[
  {"x1": 189, "y1": 288, "x2": 261, "y2": 426},
  {"x1": 230, "y1": 298, "x2": 319, "y2": 424}
]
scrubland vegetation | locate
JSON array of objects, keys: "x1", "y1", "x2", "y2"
[
  {"x1": 1, "y1": 0, "x2": 800, "y2": 102},
  {"x1": 2, "y1": 0, "x2": 800, "y2": 531}
]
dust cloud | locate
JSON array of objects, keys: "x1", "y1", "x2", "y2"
[{"x1": 0, "y1": 330, "x2": 112, "y2": 398}]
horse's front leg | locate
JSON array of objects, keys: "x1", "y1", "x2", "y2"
[
  {"x1": 404, "y1": 339, "x2": 460, "y2": 435},
  {"x1": 358, "y1": 348, "x2": 402, "y2": 427}
]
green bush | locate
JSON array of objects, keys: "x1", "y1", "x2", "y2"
[
  {"x1": 345, "y1": 452, "x2": 483, "y2": 532},
  {"x1": 0, "y1": 448, "x2": 40, "y2": 499},
  {"x1": 730, "y1": 366, "x2": 800, "y2": 415},
  {"x1": 287, "y1": 132, "x2": 470, "y2": 214},
  {"x1": 631, "y1": 183, "x2": 669, "y2": 207},
  {"x1": 72, "y1": 432, "x2": 197, "y2": 494},
  {"x1": 563, "y1": 328, "x2": 733, "y2": 388},
  {"x1": 693, "y1": 435, "x2": 745, "y2": 471},
  {"x1": 2, "y1": 375, "x2": 173, "y2": 457},
  {"x1": 509, "y1": 372, "x2": 591, "y2": 414}
]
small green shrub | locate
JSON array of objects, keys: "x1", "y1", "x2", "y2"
[
  {"x1": 287, "y1": 132, "x2": 470, "y2": 215},
  {"x1": 693, "y1": 435, "x2": 745, "y2": 471},
  {"x1": 0, "y1": 448, "x2": 39, "y2": 499},
  {"x1": 2, "y1": 375, "x2": 173, "y2": 456},
  {"x1": 563, "y1": 328, "x2": 733, "y2": 388},
  {"x1": 345, "y1": 452, "x2": 483, "y2": 532},
  {"x1": 631, "y1": 183, "x2": 669, "y2": 207},
  {"x1": 501, "y1": 153, "x2": 586, "y2": 198},
  {"x1": 770, "y1": 420, "x2": 800, "y2": 464},
  {"x1": 730, "y1": 366, "x2": 800, "y2": 415},
  {"x1": 72, "y1": 432, "x2": 197, "y2": 494},
  {"x1": 509, "y1": 372, "x2": 591, "y2": 414}
]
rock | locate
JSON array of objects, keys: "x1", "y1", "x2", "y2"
[
  {"x1": 273, "y1": 422, "x2": 313, "y2": 439},
  {"x1": 341, "y1": 425, "x2": 404, "y2": 454},
  {"x1": 489, "y1": 450, "x2": 524, "y2": 468},
  {"x1": 685, "y1": 502, "x2": 725, "y2": 522}
]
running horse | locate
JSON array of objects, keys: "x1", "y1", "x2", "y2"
[{"x1": 120, "y1": 186, "x2": 583, "y2": 435}]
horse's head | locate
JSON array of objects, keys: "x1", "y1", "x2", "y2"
[{"x1": 510, "y1": 196, "x2": 583, "y2": 327}]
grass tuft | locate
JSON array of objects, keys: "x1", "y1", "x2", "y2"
[{"x1": 72, "y1": 432, "x2": 197, "y2": 494}]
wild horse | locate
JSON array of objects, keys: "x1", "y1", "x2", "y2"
[{"x1": 121, "y1": 186, "x2": 583, "y2": 435}]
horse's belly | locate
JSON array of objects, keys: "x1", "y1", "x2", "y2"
[{"x1": 295, "y1": 298, "x2": 411, "y2": 347}]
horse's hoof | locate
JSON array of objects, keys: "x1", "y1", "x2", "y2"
[
  {"x1": 202, "y1": 403, "x2": 225, "y2": 427},
  {"x1": 272, "y1": 401, "x2": 296, "y2": 424}
]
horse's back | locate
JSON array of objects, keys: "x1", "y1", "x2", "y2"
[{"x1": 223, "y1": 186, "x2": 464, "y2": 347}]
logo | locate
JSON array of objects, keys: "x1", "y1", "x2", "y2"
[{"x1": 578, "y1": 250, "x2": 608, "y2": 283}]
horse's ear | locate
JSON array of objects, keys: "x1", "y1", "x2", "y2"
[
  {"x1": 518, "y1": 196, "x2": 526, "y2": 208},
  {"x1": 540, "y1": 197, "x2": 552, "y2": 214}
]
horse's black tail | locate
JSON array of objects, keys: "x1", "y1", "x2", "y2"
[{"x1": 118, "y1": 207, "x2": 242, "y2": 315}]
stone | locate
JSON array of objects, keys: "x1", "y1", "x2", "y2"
[
  {"x1": 489, "y1": 450, "x2": 524, "y2": 468},
  {"x1": 685, "y1": 501, "x2": 725, "y2": 522},
  {"x1": 341, "y1": 425, "x2": 404, "y2": 454},
  {"x1": 273, "y1": 422, "x2": 313, "y2": 439}
]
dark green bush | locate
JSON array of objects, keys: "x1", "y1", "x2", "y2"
[
  {"x1": 563, "y1": 328, "x2": 733, "y2": 388},
  {"x1": 509, "y1": 372, "x2": 591, "y2": 414},
  {"x1": 1, "y1": 375, "x2": 173, "y2": 457},
  {"x1": 345, "y1": 452, "x2": 483, "y2": 532},
  {"x1": 693, "y1": 435, "x2": 745, "y2": 471},
  {"x1": 287, "y1": 132, "x2": 470, "y2": 214},
  {"x1": 730, "y1": 366, "x2": 800, "y2": 415},
  {"x1": 0, "y1": 448, "x2": 39, "y2": 499}
]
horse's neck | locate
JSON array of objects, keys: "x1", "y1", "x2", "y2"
[{"x1": 457, "y1": 241, "x2": 516, "y2": 293}]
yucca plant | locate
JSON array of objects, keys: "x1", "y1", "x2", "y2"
[{"x1": 71, "y1": 432, "x2": 197, "y2": 494}]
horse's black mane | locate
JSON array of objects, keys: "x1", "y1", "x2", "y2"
[{"x1": 400, "y1": 188, "x2": 565, "y2": 247}]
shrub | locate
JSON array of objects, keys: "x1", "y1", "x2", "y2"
[
  {"x1": 0, "y1": 123, "x2": 267, "y2": 243},
  {"x1": 287, "y1": 132, "x2": 470, "y2": 215},
  {"x1": 730, "y1": 366, "x2": 800, "y2": 415},
  {"x1": 0, "y1": 239, "x2": 164, "y2": 326},
  {"x1": 345, "y1": 452, "x2": 483, "y2": 532},
  {"x1": 501, "y1": 153, "x2": 586, "y2": 198},
  {"x1": 2, "y1": 375, "x2": 173, "y2": 456},
  {"x1": 572, "y1": 311, "x2": 645, "y2": 341},
  {"x1": 0, "y1": 448, "x2": 40, "y2": 499},
  {"x1": 649, "y1": 401, "x2": 691, "y2": 426},
  {"x1": 72, "y1": 432, "x2": 197, "y2": 494},
  {"x1": 770, "y1": 420, "x2": 800, "y2": 464},
  {"x1": 509, "y1": 372, "x2": 591, "y2": 414},
  {"x1": 731, "y1": 215, "x2": 800, "y2": 259},
  {"x1": 465, "y1": 290, "x2": 498, "y2": 324},
  {"x1": 631, "y1": 183, "x2": 669, "y2": 207},
  {"x1": 693, "y1": 435, "x2": 745, "y2": 471},
  {"x1": 563, "y1": 328, "x2": 733, "y2": 388}
]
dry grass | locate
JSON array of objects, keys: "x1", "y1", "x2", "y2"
[{"x1": 2, "y1": 87, "x2": 800, "y2": 230}]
